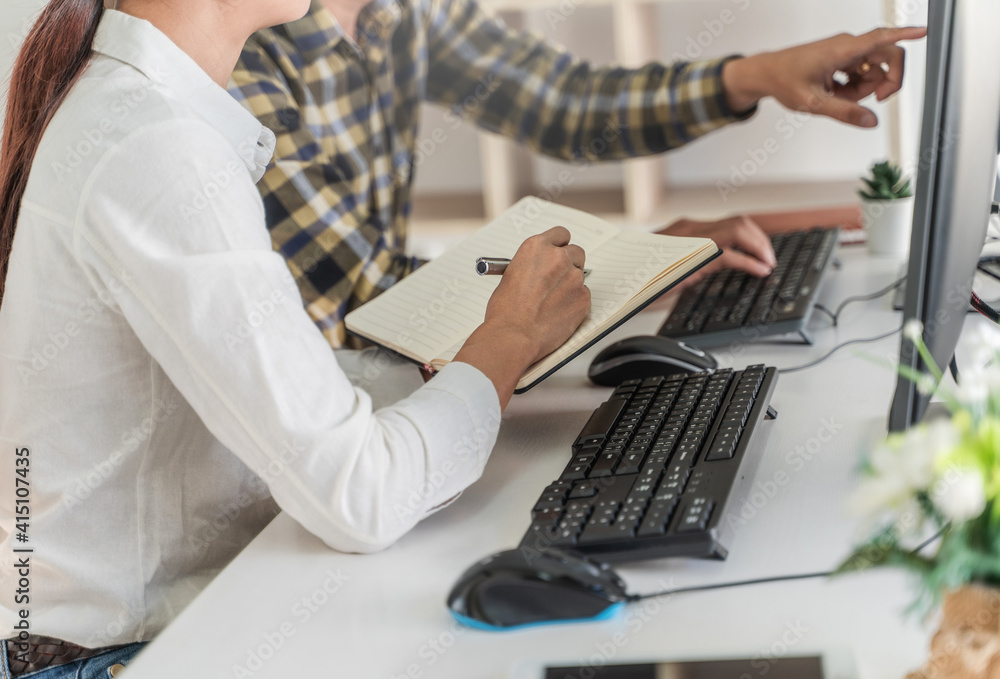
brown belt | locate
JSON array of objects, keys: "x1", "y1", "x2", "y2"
[{"x1": 5, "y1": 635, "x2": 126, "y2": 677}]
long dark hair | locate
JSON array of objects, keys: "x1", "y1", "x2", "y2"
[{"x1": 0, "y1": 0, "x2": 104, "y2": 307}]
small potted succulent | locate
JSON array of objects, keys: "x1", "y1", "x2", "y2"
[{"x1": 859, "y1": 160, "x2": 915, "y2": 257}]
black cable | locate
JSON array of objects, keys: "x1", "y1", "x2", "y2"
[
  {"x1": 972, "y1": 290, "x2": 1000, "y2": 323},
  {"x1": 627, "y1": 571, "x2": 830, "y2": 602},
  {"x1": 779, "y1": 326, "x2": 902, "y2": 374},
  {"x1": 824, "y1": 276, "x2": 907, "y2": 326},
  {"x1": 913, "y1": 525, "x2": 948, "y2": 553},
  {"x1": 978, "y1": 256, "x2": 1000, "y2": 282},
  {"x1": 812, "y1": 304, "x2": 837, "y2": 323},
  {"x1": 627, "y1": 526, "x2": 948, "y2": 603}
]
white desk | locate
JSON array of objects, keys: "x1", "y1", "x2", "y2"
[{"x1": 126, "y1": 246, "x2": 946, "y2": 679}]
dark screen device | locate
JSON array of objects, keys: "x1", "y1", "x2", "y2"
[
  {"x1": 511, "y1": 653, "x2": 855, "y2": 679},
  {"x1": 888, "y1": 0, "x2": 1000, "y2": 431}
]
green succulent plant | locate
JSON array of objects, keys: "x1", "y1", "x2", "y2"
[{"x1": 859, "y1": 160, "x2": 913, "y2": 200}]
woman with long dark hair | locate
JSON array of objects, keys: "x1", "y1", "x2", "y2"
[{"x1": 0, "y1": 0, "x2": 591, "y2": 675}]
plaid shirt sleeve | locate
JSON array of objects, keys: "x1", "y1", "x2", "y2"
[
  {"x1": 230, "y1": 40, "x2": 422, "y2": 349},
  {"x1": 422, "y1": 0, "x2": 755, "y2": 161}
]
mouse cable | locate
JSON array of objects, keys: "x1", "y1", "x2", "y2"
[
  {"x1": 813, "y1": 275, "x2": 907, "y2": 327},
  {"x1": 626, "y1": 526, "x2": 947, "y2": 603},
  {"x1": 778, "y1": 325, "x2": 902, "y2": 374},
  {"x1": 625, "y1": 570, "x2": 830, "y2": 602}
]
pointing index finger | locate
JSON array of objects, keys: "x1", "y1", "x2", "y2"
[{"x1": 848, "y1": 26, "x2": 927, "y2": 57}]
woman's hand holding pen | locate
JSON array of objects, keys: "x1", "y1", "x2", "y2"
[
  {"x1": 454, "y1": 227, "x2": 591, "y2": 409},
  {"x1": 722, "y1": 26, "x2": 927, "y2": 128}
]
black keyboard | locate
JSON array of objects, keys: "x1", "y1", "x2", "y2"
[
  {"x1": 518, "y1": 366, "x2": 778, "y2": 562},
  {"x1": 659, "y1": 227, "x2": 839, "y2": 346}
]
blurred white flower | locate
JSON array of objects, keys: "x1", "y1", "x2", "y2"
[
  {"x1": 904, "y1": 319, "x2": 924, "y2": 342},
  {"x1": 956, "y1": 375, "x2": 989, "y2": 409},
  {"x1": 934, "y1": 467, "x2": 987, "y2": 522},
  {"x1": 974, "y1": 323, "x2": 1000, "y2": 351},
  {"x1": 972, "y1": 345, "x2": 995, "y2": 369},
  {"x1": 922, "y1": 418, "x2": 961, "y2": 466},
  {"x1": 849, "y1": 420, "x2": 960, "y2": 521},
  {"x1": 916, "y1": 374, "x2": 938, "y2": 396}
]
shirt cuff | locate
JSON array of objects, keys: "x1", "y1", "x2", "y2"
[{"x1": 714, "y1": 55, "x2": 759, "y2": 122}]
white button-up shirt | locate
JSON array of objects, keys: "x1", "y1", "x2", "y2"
[{"x1": 0, "y1": 10, "x2": 500, "y2": 647}]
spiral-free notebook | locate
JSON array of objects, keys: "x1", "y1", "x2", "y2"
[{"x1": 345, "y1": 197, "x2": 720, "y2": 392}]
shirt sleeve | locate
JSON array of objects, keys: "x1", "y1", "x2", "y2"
[
  {"x1": 73, "y1": 119, "x2": 501, "y2": 554},
  {"x1": 229, "y1": 42, "x2": 423, "y2": 349},
  {"x1": 421, "y1": 0, "x2": 756, "y2": 161}
]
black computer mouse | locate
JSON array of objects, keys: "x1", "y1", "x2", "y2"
[
  {"x1": 447, "y1": 548, "x2": 630, "y2": 630},
  {"x1": 588, "y1": 335, "x2": 718, "y2": 386}
]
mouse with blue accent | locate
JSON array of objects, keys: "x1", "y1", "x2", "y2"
[
  {"x1": 447, "y1": 548, "x2": 630, "y2": 630},
  {"x1": 588, "y1": 335, "x2": 717, "y2": 387}
]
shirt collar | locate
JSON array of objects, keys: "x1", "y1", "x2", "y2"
[
  {"x1": 279, "y1": 0, "x2": 404, "y2": 61},
  {"x1": 92, "y1": 10, "x2": 275, "y2": 183}
]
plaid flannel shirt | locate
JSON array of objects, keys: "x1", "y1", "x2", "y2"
[{"x1": 230, "y1": 0, "x2": 754, "y2": 347}]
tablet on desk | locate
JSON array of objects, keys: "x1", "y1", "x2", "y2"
[{"x1": 511, "y1": 651, "x2": 855, "y2": 679}]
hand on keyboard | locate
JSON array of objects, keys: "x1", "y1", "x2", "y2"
[
  {"x1": 659, "y1": 216, "x2": 777, "y2": 282},
  {"x1": 659, "y1": 227, "x2": 839, "y2": 345}
]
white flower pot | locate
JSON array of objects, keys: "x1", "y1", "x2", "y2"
[{"x1": 861, "y1": 196, "x2": 915, "y2": 257}]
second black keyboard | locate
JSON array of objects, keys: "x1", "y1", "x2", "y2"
[
  {"x1": 659, "y1": 227, "x2": 839, "y2": 346},
  {"x1": 518, "y1": 365, "x2": 778, "y2": 562}
]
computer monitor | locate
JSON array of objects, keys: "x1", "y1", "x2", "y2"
[{"x1": 887, "y1": 0, "x2": 1000, "y2": 432}]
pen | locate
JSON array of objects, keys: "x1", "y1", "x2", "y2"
[{"x1": 475, "y1": 257, "x2": 591, "y2": 277}]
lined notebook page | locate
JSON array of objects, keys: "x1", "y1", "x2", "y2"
[{"x1": 345, "y1": 198, "x2": 619, "y2": 364}]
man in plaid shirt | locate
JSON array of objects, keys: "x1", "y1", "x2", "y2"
[{"x1": 230, "y1": 0, "x2": 921, "y2": 347}]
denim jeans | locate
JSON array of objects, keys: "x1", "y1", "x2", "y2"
[{"x1": 0, "y1": 642, "x2": 146, "y2": 679}]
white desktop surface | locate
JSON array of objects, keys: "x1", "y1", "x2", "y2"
[{"x1": 125, "y1": 245, "x2": 947, "y2": 679}]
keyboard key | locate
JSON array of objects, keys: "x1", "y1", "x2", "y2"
[
  {"x1": 569, "y1": 481, "x2": 601, "y2": 499},
  {"x1": 533, "y1": 496, "x2": 565, "y2": 511},
  {"x1": 559, "y1": 463, "x2": 589, "y2": 481},
  {"x1": 623, "y1": 489, "x2": 652, "y2": 510},
  {"x1": 685, "y1": 471, "x2": 708, "y2": 494},
  {"x1": 612, "y1": 521, "x2": 638, "y2": 538},
  {"x1": 550, "y1": 527, "x2": 582, "y2": 546},
  {"x1": 675, "y1": 498, "x2": 714, "y2": 533},
  {"x1": 574, "y1": 399, "x2": 627, "y2": 447},
  {"x1": 617, "y1": 451, "x2": 646, "y2": 475},
  {"x1": 706, "y1": 437, "x2": 737, "y2": 461},
  {"x1": 637, "y1": 498, "x2": 679, "y2": 536},
  {"x1": 529, "y1": 507, "x2": 562, "y2": 524}
]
